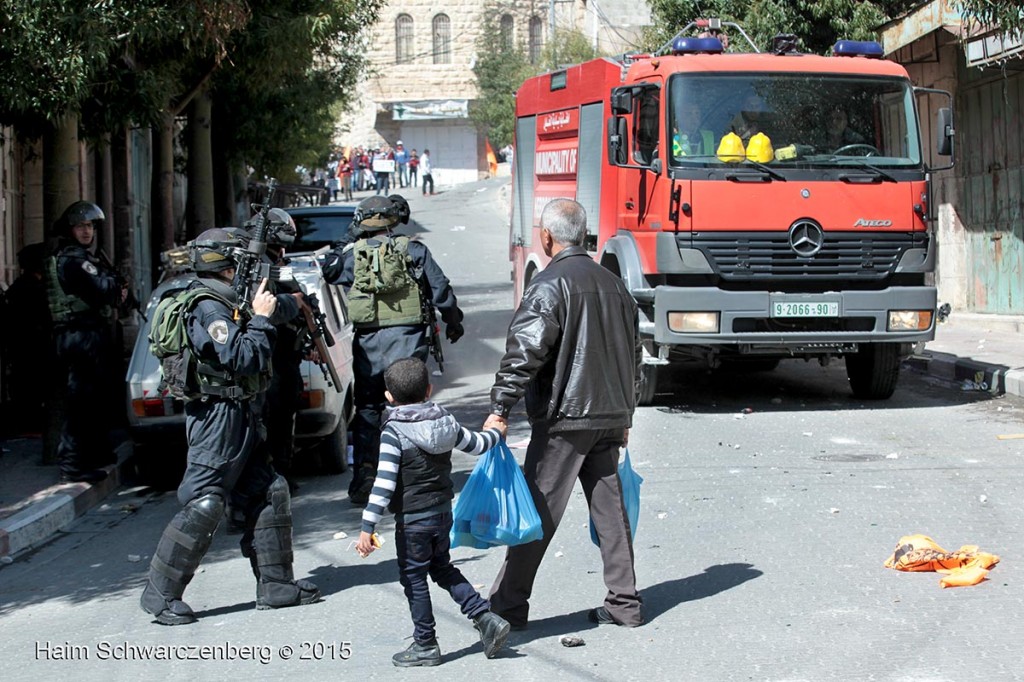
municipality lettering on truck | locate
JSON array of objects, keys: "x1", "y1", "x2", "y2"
[{"x1": 508, "y1": 18, "x2": 954, "y2": 403}]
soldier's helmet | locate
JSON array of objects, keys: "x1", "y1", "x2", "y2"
[
  {"x1": 387, "y1": 194, "x2": 411, "y2": 225},
  {"x1": 53, "y1": 201, "x2": 105, "y2": 236},
  {"x1": 189, "y1": 228, "x2": 245, "y2": 274},
  {"x1": 246, "y1": 207, "x2": 296, "y2": 247},
  {"x1": 354, "y1": 195, "x2": 399, "y2": 231}
]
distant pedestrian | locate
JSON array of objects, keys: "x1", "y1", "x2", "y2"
[
  {"x1": 420, "y1": 149, "x2": 434, "y2": 196},
  {"x1": 408, "y1": 150, "x2": 420, "y2": 188},
  {"x1": 483, "y1": 198, "x2": 644, "y2": 630},
  {"x1": 337, "y1": 156, "x2": 354, "y2": 202},
  {"x1": 357, "y1": 357, "x2": 510, "y2": 666},
  {"x1": 394, "y1": 141, "x2": 410, "y2": 188}
]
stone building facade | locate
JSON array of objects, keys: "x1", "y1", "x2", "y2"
[{"x1": 339, "y1": 0, "x2": 651, "y2": 187}]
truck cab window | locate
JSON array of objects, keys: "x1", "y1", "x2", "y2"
[{"x1": 633, "y1": 88, "x2": 660, "y2": 166}]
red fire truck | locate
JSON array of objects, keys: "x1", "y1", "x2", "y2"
[{"x1": 508, "y1": 20, "x2": 954, "y2": 404}]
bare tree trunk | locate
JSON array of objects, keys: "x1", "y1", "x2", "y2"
[
  {"x1": 42, "y1": 113, "x2": 80, "y2": 234},
  {"x1": 152, "y1": 110, "x2": 176, "y2": 256},
  {"x1": 186, "y1": 88, "x2": 215, "y2": 239},
  {"x1": 41, "y1": 114, "x2": 80, "y2": 465}
]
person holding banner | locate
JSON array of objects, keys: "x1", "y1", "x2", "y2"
[
  {"x1": 374, "y1": 145, "x2": 395, "y2": 196},
  {"x1": 483, "y1": 198, "x2": 644, "y2": 630}
]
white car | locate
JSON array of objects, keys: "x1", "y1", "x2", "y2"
[{"x1": 125, "y1": 253, "x2": 355, "y2": 476}]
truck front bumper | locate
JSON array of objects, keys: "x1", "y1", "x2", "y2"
[{"x1": 651, "y1": 286, "x2": 937, "y2": 348}]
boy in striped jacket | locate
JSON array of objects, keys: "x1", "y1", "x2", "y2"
[{"x1": 356, "y1": 357, "x2": 511, "y2": 667}]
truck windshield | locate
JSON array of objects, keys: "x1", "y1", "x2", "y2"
[{"x1": 668, "y1": 73, "x2": 921, "y2": 169}]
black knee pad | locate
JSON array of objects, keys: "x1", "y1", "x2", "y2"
[{"x1": 266, "y1": 475, "x2": 291, "y2": 516}]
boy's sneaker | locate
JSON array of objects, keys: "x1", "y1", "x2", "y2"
[
  {"x1": 392, "y1": 640, "x2": 441, "y2": 667},
  {"x1": 473, "y1": 611, "x2": 511, "y2": 659}
]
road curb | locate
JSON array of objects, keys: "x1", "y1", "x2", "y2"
[
  {"x1": 906, "y1": 350, "x2": 1024, "y2": 399},
  {"x1": 0, "y1": 462, "x2": 121, "y2": 560}
]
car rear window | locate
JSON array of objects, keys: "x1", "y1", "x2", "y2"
[{"x1": 290, "y1": 211, "x2": 355, "y2": 252}]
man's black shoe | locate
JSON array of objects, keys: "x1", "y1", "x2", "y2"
[
  {"x1": 587, "y1": 606, "x2": 643, "y2": 627},
  {"x1": 588, "y1": 606, "x2": 621, "y2": 625},
  {"x1": 473, "y1": 611, "x2": 510, "y2": 658},
  {"x1": 493, "y1": 610, "x2": 528, "y2": 631},
  {"x1": 392, "y1": 640, "x2": 441, "y2": 667}
]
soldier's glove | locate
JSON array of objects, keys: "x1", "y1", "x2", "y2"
[{"x1": 446, "y1": 323, "x2": 464, "y2": 343}]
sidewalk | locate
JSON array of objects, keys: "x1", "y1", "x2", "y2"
[{"x1": 2, "y1": 312, "x2": 1022, "y2": 562}]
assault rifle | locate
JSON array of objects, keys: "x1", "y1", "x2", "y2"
[
  {"x1": 233, "y1": 179, "x2": 278, "y2": 311},
  {"x1": 420, "y1": 282, "x2": 444, "y2": 374},
  {"x1": 302, "y1": 247, "x2": 343, "y2": 393},
  {"x1": 97, "y1": 249, "x2": 147, "y2": 322}
]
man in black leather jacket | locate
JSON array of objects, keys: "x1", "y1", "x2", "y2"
[{"x1": 483, "y1": 198, "x2": 644, "y2": 629}]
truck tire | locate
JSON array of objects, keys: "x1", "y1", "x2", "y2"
[
  {"x1": 316, "y1": 419, "x2": 349, "y2": 475},
  {"x1": 638, "y1": 363, "x2": 660, "y2": 406},
  {"x1": 845, "y1": 342, "x2": 901, "y2": 400}
]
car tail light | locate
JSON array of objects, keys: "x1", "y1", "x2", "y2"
[
  {"x1": 300, "y1": 389, "x2": 325, "y2": 410},
  {"x1": 132, "y1": 398, "x2": 167, "y2": 417}
]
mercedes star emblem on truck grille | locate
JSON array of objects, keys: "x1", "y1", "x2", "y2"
[{"x1": 789, "y1": 220, "x2": 824, "y2": 257}]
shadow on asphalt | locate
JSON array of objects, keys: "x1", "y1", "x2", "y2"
[
  {"x1": 307, "y1": 558, "x2": 400, "y2": 598},
  {"x1": 643, "y1": 563, "x2": 763, "y2": 620},
  {"x1": 441, "y1": 563, "x2": 763, "y2": 661}
]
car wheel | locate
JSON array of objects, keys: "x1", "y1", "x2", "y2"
[{"x1": 317, "y1": 419, "x2": 349, "y2": 475}]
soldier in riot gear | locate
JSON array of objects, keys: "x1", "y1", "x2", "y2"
[
  {"x1": 248, "y1": 208, "x2": 306, "y2": 491},
  {"x1": 140, "y1": 228, "x2": 319, "y2": 626},
  {"x1": 322, "y1": 194, "x2": 464, "y2": 505},
  {"x1": 46, "y1": 201, "x2": 126, "y2": 483}
]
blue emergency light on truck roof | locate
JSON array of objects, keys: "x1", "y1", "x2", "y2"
[
  {"x1": 833, "y1": 40, "x2": 884, "y2": 58},
  {"x1": 671, "y1": 37, "x2": 724, "y2": 55}
]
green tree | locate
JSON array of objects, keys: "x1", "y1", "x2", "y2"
[
  {"x1": 472, "y1": 3, "x2": 599, "y2": 150},
  {"x1": 472, "y1": 12, "x2": 534, "y2": 150},
  {"x1": 644, "y1": 0, "x2": 919, "y2": 55},
  {"x1": 956, "y1": 0, "x2": 1024, "y2": 34}
]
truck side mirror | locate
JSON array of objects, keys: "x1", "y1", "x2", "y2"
[
  {"x1": 607, "y1": 116, "x2": 628, "y2": 165},
  {"x1": 936, "y1": 107, "x2": 953, "y2": 156},
  {"x1": 611, "y1": 90, "x2": 632, "y2": 116}
]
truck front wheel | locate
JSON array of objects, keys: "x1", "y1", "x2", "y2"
[
  {"x1": 638, "y1": 362, "x2": 660, "y2": 406},
  {"x1": 845, "y1": 342, "x2": 901, "y2": 400}
]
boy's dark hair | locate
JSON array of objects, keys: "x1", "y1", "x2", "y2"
[{"x1": 384, "y1": 357, "x2": 430, "y2": 405}]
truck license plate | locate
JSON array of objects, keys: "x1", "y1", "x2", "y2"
[{"x1": 771, "y1": 301, "x2": 839, "y2": 318}]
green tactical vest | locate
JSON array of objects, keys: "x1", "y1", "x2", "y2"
[
  {"x1": 347, "y1": 234, "x2": 424, "y2": 329},
  {"x1": 149, "y1": 286, "x2": 266, "y2": 402},
  {"x1": 44, "y1": 254, "x2": 94, "y2": 323}
]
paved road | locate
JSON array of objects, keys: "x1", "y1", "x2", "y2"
[{"x1": 2, "y1": 179, "x2": 1023, "y2": 681}]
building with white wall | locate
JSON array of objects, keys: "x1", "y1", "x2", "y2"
[{"x1": 338, "y1": 0, "x2": 651, "y2": 186}]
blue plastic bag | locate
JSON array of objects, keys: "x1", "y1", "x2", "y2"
[
  {"x1": 590, "y1": 449, "x2": 642, "y2": 547},
  {"x1": 451, "y1": 441, "x2": 544, "y2": 549}
]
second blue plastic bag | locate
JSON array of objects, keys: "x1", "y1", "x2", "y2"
[
  {"x1": 451, "y1": 441, "x2": 544, "y2": 549},
  {"x1": 589, "y1": 448, "x2": 642, "y2": 547}
]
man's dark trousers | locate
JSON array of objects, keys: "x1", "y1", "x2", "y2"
[{"x1": 488, "y1": 424, "x2": 642, "y2": 627}]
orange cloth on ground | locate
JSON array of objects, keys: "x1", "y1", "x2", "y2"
[{"x1": 883, "y1": 534, "x2": 1000, "y2": 588}]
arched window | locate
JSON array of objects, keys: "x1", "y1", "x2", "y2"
[
  {"x1": 500, "y1": 14, "x2": 514, "y2": 49},
  {"x1": 433, "y1": 14, "x2": 451, "y2": 64},
  {"x1": 528, "y1": 16, "x2": 543, "y2": 64},
  {"x1": 395, "y1": 14, "x2": 414, "y2": 64}
]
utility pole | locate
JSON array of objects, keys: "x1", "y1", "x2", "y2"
[{"x1": 549, "y1": 0, "x2": 557, "y2": 68}]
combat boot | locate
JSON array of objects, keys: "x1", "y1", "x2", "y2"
[
  {"x1": 392, "y1": 641, "x2": 441, "y2": 667},
  {"x1": 253, "y1": 475, "x2": 321, "y2": 610},
  {"x1": 473, "y1": 611, "x2": 510, "y2": 659},
  {"x1": 139, "y1": 493, "x2": 223, "y2": 626}
]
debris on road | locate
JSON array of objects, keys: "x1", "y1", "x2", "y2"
[
  {"x1": 883, "y1": 534, "x2": 1000, "y2": 587},
  {"x1": 560, "y1": 636, "x2": 585, "y2": 647}
]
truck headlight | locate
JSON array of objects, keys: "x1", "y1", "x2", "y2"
[
  {"x1": 888, "y1": 310, "x2": 933, "y2": 331},
  {"x1": 668, "y1": 312, "x2": 720, "y2": 333}
]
